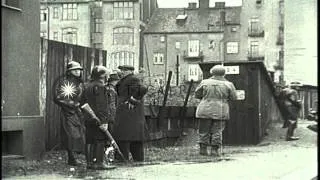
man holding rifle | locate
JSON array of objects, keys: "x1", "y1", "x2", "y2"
[{"x1": 81, "y1": 65, "x2": 116, "y2": 170}]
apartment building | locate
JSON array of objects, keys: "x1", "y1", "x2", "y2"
[
  {"x1": 40, "y1": 0, "x2": 157, "y2": 71},
  {"x1": 143, "y1": 0, "x2": 286, "y2": 86},
  {"x1": 241, "y1": 0, "x2": 285, "y2": 85},
  {"x1": 143, "y1": 1, "x2": 242, "y2": 86}
]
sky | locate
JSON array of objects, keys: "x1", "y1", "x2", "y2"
[{"x1": 157, "y1": 0, "x2": 242, "y2": 8}]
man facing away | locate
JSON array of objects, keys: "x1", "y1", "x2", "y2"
[
  {"x1": 112, "y1": 65, "x2": 148, "y2": 162},
  {"x1": 195, "y1": 64, "x2": 237, "y2": 156}
]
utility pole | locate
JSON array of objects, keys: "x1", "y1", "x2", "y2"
[{"x1": 176, "y1": 54, "x2": 180, "y2": 86}]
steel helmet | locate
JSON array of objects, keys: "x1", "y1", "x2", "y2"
[
  {"x1": 210, "y1": 64, "x2": 226, "y2": 76},
  {"x1": 91, "y1": 65, "x2": 111, "y2": 79},
  {"x1": 67, "y1": 61, "x2": 83, "y2": 71}
]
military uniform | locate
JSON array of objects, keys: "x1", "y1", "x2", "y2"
[
  {"x1": 280, "y1": 87, "x2": 302, "y2": 141},
  {"x1": 195, "y1": 65, "x2": 237, "y2": 156},
  {"x1": 105, "y1": 83, "x2": 118, "y2": 134},
  {"x1": 81, "y1": 65, "x2": 115, "y2": 170},
  {"x1": 53, "y1": 61, "x2": 85, "y2": 166}
]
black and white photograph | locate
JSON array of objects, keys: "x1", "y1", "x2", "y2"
[{"x1": 2, "y1": 0, "x2": 317, "y2": 179}]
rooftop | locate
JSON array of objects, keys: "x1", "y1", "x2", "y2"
[{"x1": 144, "y1": 7, "x2": 241, "y2": 34}]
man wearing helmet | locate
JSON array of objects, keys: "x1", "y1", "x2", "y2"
[
  {"x1": 195, "y1": 64, "x2": 237, "y2": 156},
  {"x1": 53, "y1": 61, "x2": 85, "y2": 166},
  {"x1": 81, "y1": 65, "x2": 116, "y2": 170}
]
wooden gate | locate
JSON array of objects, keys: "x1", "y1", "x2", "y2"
[{"x1": 40, "y1": 39, "x2": 107, "y2": 150}]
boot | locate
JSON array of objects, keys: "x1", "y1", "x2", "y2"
[
  {"x1": 286, "y1": 124, "x2": 299, "y2": 141},
  {"x1": 199, "y1": 143, "x2": 208, "y2": 156},
  {"x1": 92, "y1": 143, "x2": 116, "y2": 170},
  {"x1": 210, "y1": 145, "x2": 221, "y2": 157},
  {"x1": 86, "y1": 144, "x2": 95, "y2": 169},
  {"x1": 67, "y1": 150, "x2": 80, "y2": 166}
]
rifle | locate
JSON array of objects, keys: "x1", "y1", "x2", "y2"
[{"x1": 81, "y1": 103, "x2": 127, "y2": 163}]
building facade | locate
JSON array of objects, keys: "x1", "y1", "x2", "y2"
[
  {"x1": 2, "y1": 0, "x2": 45, "y2": 159},
  {"x1": 239, "y1": 0, "x2": 285, "y2": 85},
  {"x1": 143, "y1": 1, "x2": 242, "y2": 86},
  {"x1": 143, "y1": 0, "x2": 286, "y2": 86},
  {"x1": 40, "y1": 0, "x2": 157, "y2": 71}
]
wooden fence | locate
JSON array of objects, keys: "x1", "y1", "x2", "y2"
[
  {"x1": 40, "y1": 38, "x2": 107, "y2": 150},
  {"x1": 40, "y1": 39, "x2": 193, "y2": 150}
]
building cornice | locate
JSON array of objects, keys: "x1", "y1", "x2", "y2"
[{"x1": 144, "y1": 31, "x2": 224, "y2": 34}]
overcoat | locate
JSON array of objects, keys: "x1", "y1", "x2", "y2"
[
  {"x1": 53, "y1": 74, "x2": 85, "y2": 152},
  {"x1": 280, "y1": 87, "x2": 302, "y2": 128},
  {"x1": 82, "y1": 80, "x2": 110, "y2": 143},
  {"x1": 195, "y1": 76, "x2": 237, "y2": 120},
  {"x1": 113, "y1": 74, "x2": 148, "y2": 141}
]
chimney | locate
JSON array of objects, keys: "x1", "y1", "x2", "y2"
[
  {"x1": 199, "y1": 0, "x2": 209, "y2": 9},
  {"x1": 220, "y1": 11, "x2": 226, "y2": 25},
  {"x1": 215, "y1": 2, "x2": 225, "y2": 8},
  {"x1": 188, "y1": 2, "x2": 197, "y2": 9}
]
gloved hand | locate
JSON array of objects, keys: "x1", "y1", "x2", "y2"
[{"x1": 124, "y1": 101, "x2": 135, "y2": 110}]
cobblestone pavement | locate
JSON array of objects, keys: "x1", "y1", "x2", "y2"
[{"x1": 2, "y1": 120, "x2": 317, "y2": 179}]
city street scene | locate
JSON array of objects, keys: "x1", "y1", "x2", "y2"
[{"x1": 2, "y1": 0, "x2": 317, "y2": 179}]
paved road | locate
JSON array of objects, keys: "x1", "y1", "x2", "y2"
[{"x1": 4, "y1": 121, "x2": 317, "y2": 180}]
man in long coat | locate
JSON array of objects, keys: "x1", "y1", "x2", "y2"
[
  {"x1": 113, "y1": 65, "x2": 148, "y2": 162},
  {"x1": 53, "y1": 61, "x2": 85, "y2": 166}
]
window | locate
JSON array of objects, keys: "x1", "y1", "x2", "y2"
[
  {"x1": 53, "y1": 32, "x2": 58, "y2": 40},
  {"x1": 188, "y1": 64, "x2": 202, "y2": 81},
  {"x1": 62, "y1": 3, "x2": 78, "y2": 20},
  {"x1": 249, "y1": 41, "x2": 259, "y2": 56},
  {"x1": 110, "y1": 51, "x2": 135, "y2": 69},
  {"x1": 53, "y1": 7, "x2": 59, "y2": 19},
  {"x1": 113, "y1": 27, "x2": 134, "y2": 45},
  {"x1": 153, "y1": 53, "x2": 164, "y2": 65},
  {"x1": 113, "y1": 2, "x2": 133, "y2": 20},
  {"x1": 175, "y1": 42, "x2": 181, "y2": 49},
  {"x1": 226, "y1": 42, "x2": 239, "y2": 54},
  {"x1": 62, "y1": 28, "x2": 77, "y2": 44},
  {"x1": 40, "y1": 9, "x2": 47, "y2": 21},
  {"x1": 188, "y1": 40, "x2": 200, "y2": 57},
  {"x1": 94, "y1": 18, "x2": 103, "y2": 33},
  {"x1": 2, "y1": 0, "x2": 20, "y2": 9},
  {"x1": 40, "y1": 32, "x2": 47, "y2": 38},
  {"x1": 249, "y1": 17, "x2": 259, "y2": 32}
]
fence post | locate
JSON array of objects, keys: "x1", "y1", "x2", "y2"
[
  {"x1": 68, "y1": 46, "x2": 73, "y2": 62},
  {"x1": 39, "y1": 38, "x2": 47, "y2": 118}
]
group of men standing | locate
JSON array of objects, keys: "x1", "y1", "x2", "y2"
[
  {"x1": 53, "y1": 61, "x2": 148, "y2": 170},
  {"x1": 53, "y1": 61, "x2": 304, "y2": 170}
]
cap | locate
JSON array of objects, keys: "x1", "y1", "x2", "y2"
[
  {"x1": 118, "y1": 65, "x2": 135, "y2": 71},
  {"x1": 210, "y1": 64, "x2": 226, "y2": 76},
  {"x1": 108, "y1": 73, "x2": 120, "y2": 82}
]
